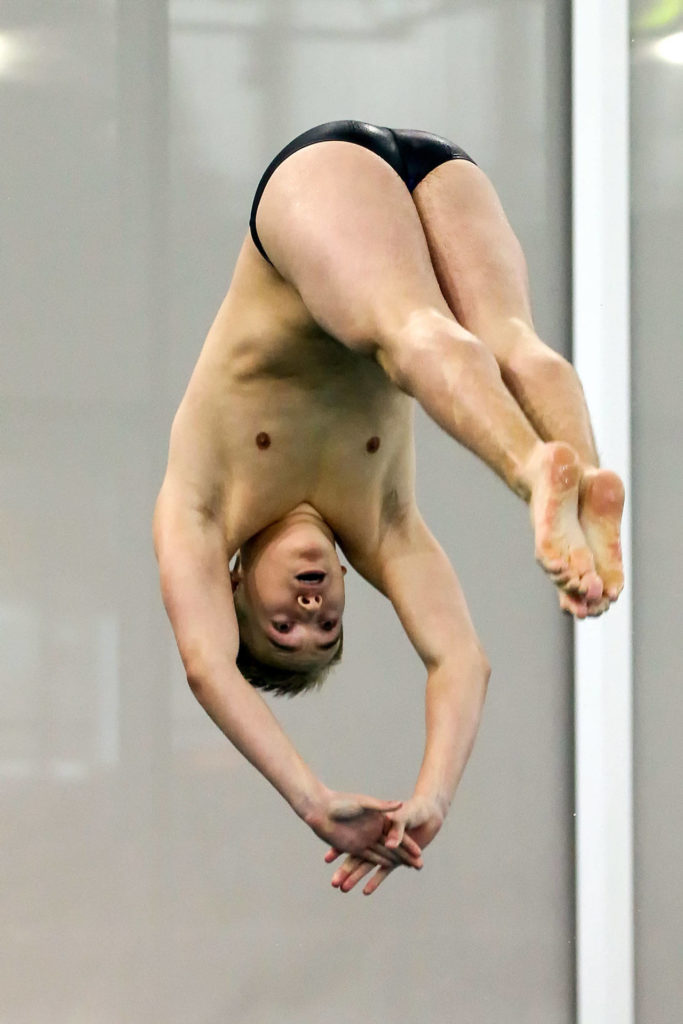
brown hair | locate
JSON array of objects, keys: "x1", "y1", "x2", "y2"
[{"x1": 235, "y1": 626, "x2": 344, "y2": 697}]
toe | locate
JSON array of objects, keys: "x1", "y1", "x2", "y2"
[
  {"x1": 538, "y1": 554, "x2": 567, "y2": 576},
  {"x1": 582, "y1": 572, "x2": 604, "y2": 603},
  {"x1": 568, "y1": 546, "x2": 596, "y2": 579},
  {"x1": 585, "y1": 598, "x2": 610, "y2": 617},
  {"x1": 559, "y1": 590, "x2": 589, "y2": 618}
]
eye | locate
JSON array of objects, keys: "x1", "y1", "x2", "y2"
[
  {"x1": 273, "y1": 622, "x2": 291, "y2": 633},
  {"x1": 321, "y1": 620, "x2": 337, "y2": 632}
]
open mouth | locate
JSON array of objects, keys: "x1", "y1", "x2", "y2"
[{"x1": 295, "y1": 572, "x2": 326, "y2": 584}]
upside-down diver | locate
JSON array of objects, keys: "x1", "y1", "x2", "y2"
[{"x1": 154, "y1": 121, "x2": 624, "y2": 895}]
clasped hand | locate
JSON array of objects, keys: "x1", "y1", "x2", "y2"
[{"x1": 307, "y1": 790, "x2": 443, "y2": 896}]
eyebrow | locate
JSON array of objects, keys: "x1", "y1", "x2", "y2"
[{"x1": 267, "y1": 635, "x2": 341, "y2": 653}]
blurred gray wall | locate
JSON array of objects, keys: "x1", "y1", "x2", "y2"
[
  {"x1": 631, "y1": 3, "x2": 683, "y2": 1021},
  {"x1": 2, "y1": 2, "x2": 576, "y2": 1022}
]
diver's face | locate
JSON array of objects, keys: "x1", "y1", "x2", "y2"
[{"x1": 233, "y1": 510, "x2": 346, "y2": 671}]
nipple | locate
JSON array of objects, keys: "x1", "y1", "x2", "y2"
[
  {"x1": 255, "y1": 432, "x2": 271, "y2": 450},
  {"x1": 366, "y1": 436, "x2": 381, "y2": 453}
]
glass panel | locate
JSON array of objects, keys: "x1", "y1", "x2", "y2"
[
  {"x1": 631, "y1": 2, "x2": 683, "y2": 1020},
  {"x1": 2, "y1": 2, "x2": 574, "y2": 1020}
]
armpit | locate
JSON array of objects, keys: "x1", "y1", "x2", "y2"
[{"x1": 381, "y1": 487, "x2": 406, "y2": 526}]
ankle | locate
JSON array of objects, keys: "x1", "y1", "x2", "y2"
[{"x1": 516, "y1": 440, "x2": 547, "y2": 502}]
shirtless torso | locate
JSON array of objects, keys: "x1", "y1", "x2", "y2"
[
  {"x1": 168, "y1": 236, "x2": 416, "y2": 585},
  {"x1": 156, "y1": 230, "x2": 470, "y2": 890}
]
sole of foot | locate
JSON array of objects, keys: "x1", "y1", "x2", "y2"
[
  {"x1": 579, "y1": 468, "x2": 625, "y2": 604},
  {"x1": 530, "y1": 442, "x2": 604, "y2": 604}
]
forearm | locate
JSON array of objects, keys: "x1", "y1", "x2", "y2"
[
  {"x1": 413, "y1": 654, "x2": 489, "y2": 819},
  {"x1": 154, "y1": 499, "x2": 327, "y2": 823},
  {"x1": 188, "y1": 663, "x2": 326, "y2": 821}
]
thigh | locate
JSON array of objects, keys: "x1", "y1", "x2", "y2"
[
  {"x1": 411, "y1": 159, "x2": 535, "y2": 360},
  {"x1": 254, "y1": 141, "x2": 453, "y2": 353}
]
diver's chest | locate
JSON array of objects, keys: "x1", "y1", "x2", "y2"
[
  {"x1": 218, "y1": 361, "x2": 415, "y2": 553},
  {"x1": 225, "y1": 343, "x2": 409, "y2": 462},
  {"x1": 226, "y1": 379, "x2": 409, "y2": 484}
]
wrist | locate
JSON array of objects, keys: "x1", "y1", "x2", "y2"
[
  {"x1": 294, "y1": 777, "x2": 331, "y2": 827},
  {"x1": 412, "y1": 788, "x2": 448, "y2": 825}
]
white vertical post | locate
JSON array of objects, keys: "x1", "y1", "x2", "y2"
[{"x1": 572, "y1": 2, "x2": 633, "y2": 1023}]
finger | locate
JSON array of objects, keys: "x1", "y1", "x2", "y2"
[
  {"x1": 324, "y1": 847, "x2": 342, "y2": 864},
  {"x1": 384, "y1": 819, "x2": 405, "y2": 849},
  {"x1": 328, "y1": 801, "x2": 366, "y2": 822},
  {"x1": 399, "y1": 833, "x2": 423, "y2": 859},
  {"x1": 364, "y1": 844, "x2": 401, "y2": 869},
  {"x1": 383, "y1": 820, "x2": 423, "y2": 859},
  {"x1": 373, "y1": 841, "x2": 422, "y2": 870},
  {"x1": 331, "y1": 856, "x2": 361, "y2": 887},
  {"x1": 359, "y1": 797, "x2": 403, "y2": 813},
  {"x1": 333, "y1": 851, "x2": 391, "y2": 882},
  {"x1": 363, "y1": 865, "x2": 395, "y2": 896},
  {"x1": 339, "y1": 861, "x2": 375, "y2": 893},
  {"x1": 329, "y1": 798, "x2": 402, "y2": 822},
  {"x1": 332, "y1": 847, "x2": 394, "y2": 889},
  {"x1": 363, "y1": 846, "x2": 400, "y2": 870}
]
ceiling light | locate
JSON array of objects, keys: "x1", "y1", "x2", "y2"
[
  {"x1": 652, "y1": 30, "x2": 683, "y2": 64},
  {"x1": 0, "y1": 30, "x2": 34, "y2": 79}
]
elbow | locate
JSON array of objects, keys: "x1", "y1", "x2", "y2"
[
  {"x1": 185, "y1": 666, "x2": 204, "y2": 698},
  {"x1": 184, "y1": 652, "x2": 239, "y2": 701},
  {"x1": 152, "y1": 488, "x2": 170, "y2": 561},
  {"x1": 183, "y1": 650, "x2": 212, "y2": 699},
  {"x1": 185, "y1": 664, "x2": 208, "y2": 702},
  {"x1": 464, "y1": 642, "x2": 491, "y2": 690},
  {"x1": 430, "y1": 640, "x2": 490, "y2": 687},
  {"x1": 474, "y1": 643, "x2": 491, "y2": 686}
]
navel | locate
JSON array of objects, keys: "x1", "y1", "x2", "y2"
[
  {"x1": 366, "y1": 436, "x2": 381, "y2": 453},
  {"x1": 255, "y1": 431, "x2": 271, "y2": 450}
]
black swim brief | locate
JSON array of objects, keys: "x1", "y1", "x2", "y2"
[{"x1": 249, "y1": 119, "x2": 476, "y2": 264}]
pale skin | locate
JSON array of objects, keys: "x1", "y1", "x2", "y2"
[{"x1": 154, "y1": 141, "x2": 624, "y2": 895}]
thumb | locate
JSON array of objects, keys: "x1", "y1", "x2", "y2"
[
  {"x1": 384, "y1": 818, "x2": 405, "y2": 849},
  {"x1": 329, "y1": 800, "x2": 365, "y2": 821},
  {"x1": 360, "y1": 797, "x2": 403, "y2": 812},
  {"x1": 329, "y1": 797, "x2": 402, "y2": 821}
]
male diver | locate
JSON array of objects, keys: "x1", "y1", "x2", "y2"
[{"x1": 154, "y1": 121, "x2": 624, "y2": 895}]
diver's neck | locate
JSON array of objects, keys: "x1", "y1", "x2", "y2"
[
  {"x1": 239, "y1": 503, "x2": 338, "y2": 564},
  {"x1": 284, "y1": 502, "x2": 336, "y2": 539},
  {"x1": 289, "y1": 500, "x2": 324, "y2": 521}
]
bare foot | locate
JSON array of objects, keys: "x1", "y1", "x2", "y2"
[
  {"x1": 528, "y1": 442, "x2": 603, "y2": 604},
  {"x1": 579, "y1": 467, "x2": 625, "y2": 605},
  {"x1": 558, "y1": 589, "x2": 610, "y2": 619}
]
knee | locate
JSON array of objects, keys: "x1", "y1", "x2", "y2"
[
  {"x1": 501, "y1": 337, "x2": 576, "y2": 390},
  {"x1": 379, "y1": 307, "x2": 500, "y2": 392}
]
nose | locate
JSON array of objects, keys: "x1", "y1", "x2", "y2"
[{"x1": 297, "y1": 593, "x2": 322, "y2": 610}]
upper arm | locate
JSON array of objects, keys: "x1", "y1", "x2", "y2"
[
  {"x1": 377, "y1": 510, "x2": 483, "y2": 670},
  {"x1": 154, "y1": 485, "x2": 238, "y2": 682}
]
